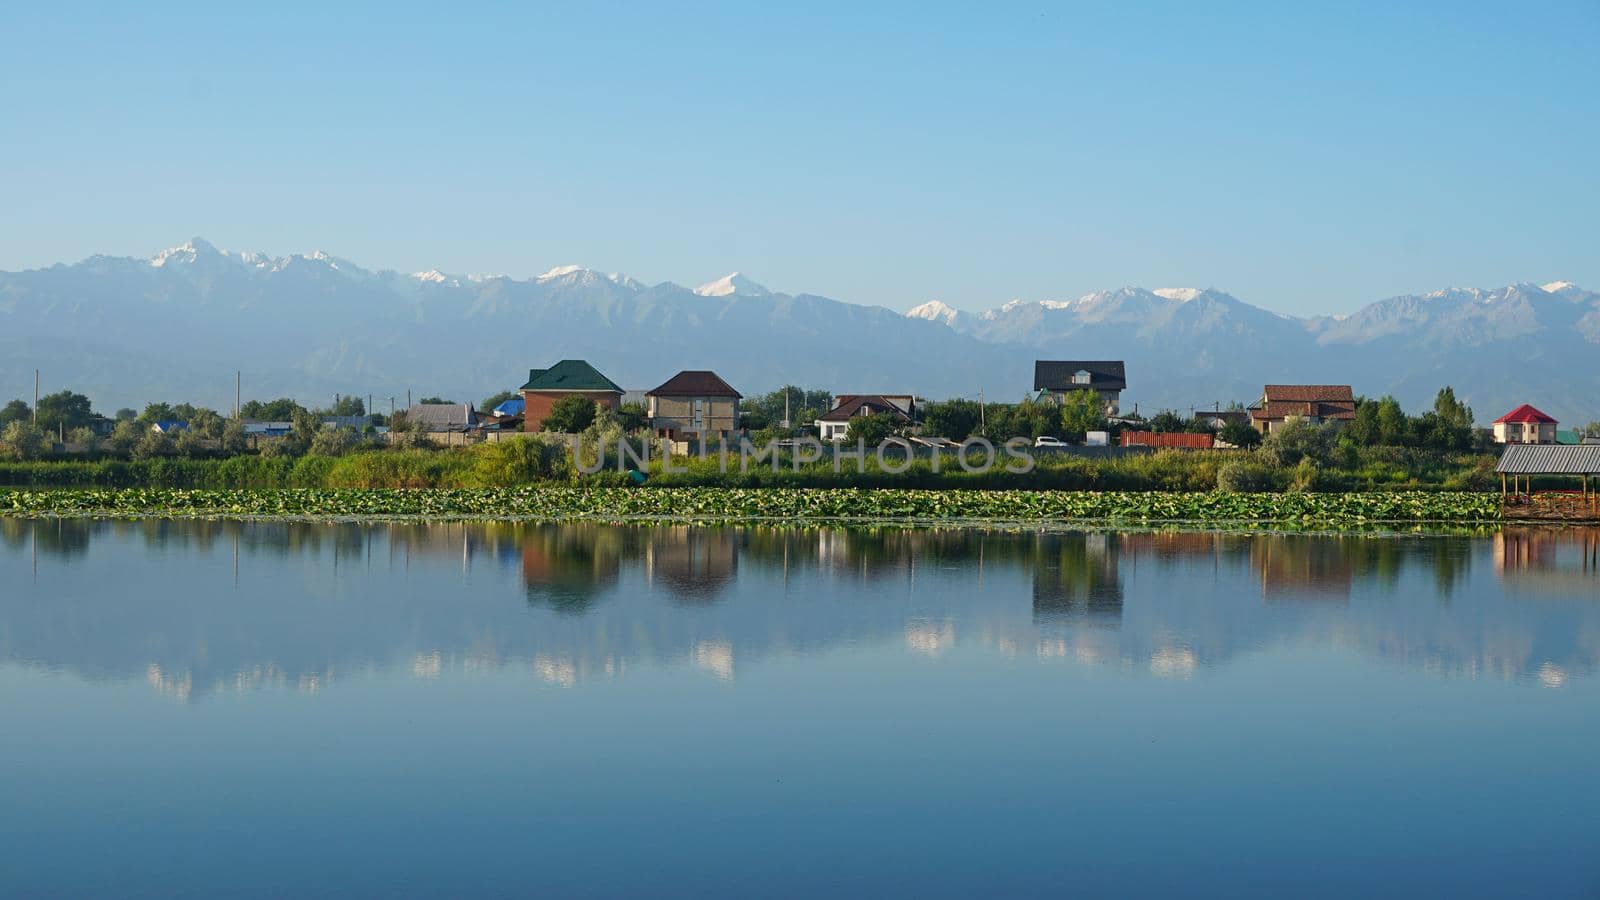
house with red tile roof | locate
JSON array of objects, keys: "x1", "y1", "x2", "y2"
[
  {"x1": 815, "y1": 394, "x2": 916, "y2": 441},
  {"x1": 1492, "y1": 404, "x2": 1559, "y2": 445},
  {"x1": 1248, "y1": 385, "x2": 1357, "y2": 434}
]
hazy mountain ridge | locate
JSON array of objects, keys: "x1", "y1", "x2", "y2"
[{"x1": 0, "y1": 239, "x2": 1595, "y2": 423}]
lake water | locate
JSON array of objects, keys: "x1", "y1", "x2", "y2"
[{"x1": 2, "y1": 519, "x2": 1598, "y2": 898}]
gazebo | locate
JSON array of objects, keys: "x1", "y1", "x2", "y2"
[{"x1": 1496, "y1": 444, "x2": 1600, "y2": 521}]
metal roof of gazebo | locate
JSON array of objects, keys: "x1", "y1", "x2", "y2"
[{"x1": 1496, "y1": 444, "x2": 1600, "y2": 475}]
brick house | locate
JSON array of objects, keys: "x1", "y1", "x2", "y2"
[
  {"x1": 647, "y1": 370, "x2": 742, "y2": 442},
  {"x1": 1248, "y1": 385, "x2": 1356, "y2": 434},
  {"x1": 1033, "y1": 361, "x2": 1126, "y2": 415},
  {"x1": 520, "y1": 360, "x2": 624, "y2": 433},
  {"x1": 1492, "y1": 404, "x2": 1559, "y2": 445}
]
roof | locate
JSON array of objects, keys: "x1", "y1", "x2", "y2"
[
  {"x1": 833, "y1": 394, "x2": 914, "y2": 416},
  {"x1": 1494, "y1": 403, "x2": 1557, "y2": 425},
  {"x1": 1196, "y1": 409, "x2": 1251, "y2": 425},
  {"x1": 1120, "y1": 431, "x2": 1215, "y2": 449},
  {"x1": 648, "y1": 370, "x2": 741, "y2": 398},
  {"x1": 1496, "y1": 443, "x2": 1600, "y2": 474},
  {"x1": 492, "y1": 397, "x2": 526, "y2": 417},
  {"x1": 519, "y1": 360, "x2": 623, "y2": 393},
  {"x1": 817, "y1": 394, "x2": 914, "y2": 423},
  {"x1": 406, "y1": 403, "x2": 478, "y2": 432},
  {"x1": 150, "y1": 420, "x2": 189, "y2": 432},
  {"x1": 1261, "y1": 384, "x2": 1355, "y2": 403},
  {"x1": 1034, "y1": 360, "x2": 1127, "y2": 392}
]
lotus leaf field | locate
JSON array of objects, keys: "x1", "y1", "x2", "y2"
[{"x1": 0, "y1": 488, "x2": 1500, "y2": 526}]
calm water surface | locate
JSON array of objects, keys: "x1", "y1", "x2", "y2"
[{"x1": 2, "y1": 519, "x2": 1598, "y2": 898}]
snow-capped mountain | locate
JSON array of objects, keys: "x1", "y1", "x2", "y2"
[{"x1": 0, "y1": 238, "x2": 1595, "y2": 423}]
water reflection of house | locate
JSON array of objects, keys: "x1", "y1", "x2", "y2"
[
  {"x1": 1495, "y1": 528, "x2": 1600, "y2": 596},
  {"x1": 646, "y1": 527, "x2": 739, "y2": 603},
  {"x1": 1251, "y1": 536, "x2": 1355, "y2": 602},
  {"x1": 520, "y1": 525, "x2": 624, "y2": 613},
  {"x1": 1032, "y1": 532, "x2": 1123, "y2": 623}
]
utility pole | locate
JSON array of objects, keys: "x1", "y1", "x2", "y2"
[
  {"x1": 368, "y1": 394, "x2": 373, "y2": 417},
  {"x1": 235, "y1": 371, "x2": 241, "y2": 419},
  {"x1": 406, "y1": 390, "x2": 412, "y2": 409},
  {"x1": 978, "y1": 387, "x2": 986, "y2": 437},
  {"x1": 783, "y1": 388, "x2": 791, "y2": 429},
  {"x1": 390, "y1": 397, "x2": 396, "y2": 417},
  {"x1": 33, "y1": 369, "x2": 39, "y2": 424}
]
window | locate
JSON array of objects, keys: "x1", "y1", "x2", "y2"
[{"x1": 1072, "y1": 370, "x2": 1091, "y2": 385}]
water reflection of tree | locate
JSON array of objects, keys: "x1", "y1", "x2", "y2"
[
  {"x1": 1031, "y1": 533, "x2": 1123, "y2": 623},
  {"x1": 0, "y1": 517, "x2": 94, "y2": 558}
]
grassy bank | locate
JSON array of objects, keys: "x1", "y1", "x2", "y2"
[
  {"x1": 0, "y1": 487, "x2": 1500, "y2": 526},
  {"x1": 0, "y1": 443, "x2": 1501, "y2": 492}
]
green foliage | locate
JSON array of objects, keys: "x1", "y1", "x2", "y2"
[
  {"x1": 1216, "y1": 460, "x2": 1279, "y2": 492},
  {"x1": 240, "y1": 398, "x2": 307, "y2": 421},
  {"x1": 0, "y1": 399, "x2": 30, "y2": 427},
  {"x1": 1262, "y1": 419, "x2": 1338, "y2": 466},
  {"x1": 845, "y1": 412, "x2": 902, "y2": 446},
  {"x1": 1585, "y1": 421, "x2": 1600, "y2": 439},
  {"x1": 0, "y1": 486, "x2": 1501, "y2": 526},
  {"x1": 309, "y1": 426, "x2": 362, "y2": 457},
  {"x1": 920, "y1": 398, "x2": 983, "y2": 441},
  {"x1": 1148, "y1": 410, "x2": 1186, "y2": 433},
  {"x1": 988, "y1": 399, "x2": 1059, "y2": 443},
  {"x1": 316, "y1": 395, "x2": 366, "y2": 417},
  {"x1": 1058, "y1": 390, "x2": 1108, "y2": 442},
  {"x1": 479, "y1": 390, "x2": 519, "y2": 413},
  {"x1": 470, "y1": 436, "x2": 571, "y2": 486},
  {"x1": 0, "y1": 422, "x2": 48, "y2": 461},
  {"x1": 543, "y1": 394, "x2": 599, "y2": 434},
  {"x1": 741, "y1": 386, "x2": 833, "y2": 430},
  {"x1": 616, "y1": 402, "x2": 649, "y2": 433},
  {"x1": 35, "y1": 390, "x2": 95, "y2": 432},
  {"x1": 418, "y1": 396, "x2": 455, "y2": 405},
  {"x1": 1218, "y1": 422, "x2": 1263, "y2": 450},
  {"x1": 131, "y1": 429, "x2": 176, "y2": 460}
]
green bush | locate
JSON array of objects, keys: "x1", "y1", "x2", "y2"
[{"x1": 1217, "y1": 460, "x2": 1280, "y2": 492}]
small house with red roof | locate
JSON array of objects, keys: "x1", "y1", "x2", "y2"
[{"x1": 1492, "y1": 404, "x2": 1558, "y2": 445}]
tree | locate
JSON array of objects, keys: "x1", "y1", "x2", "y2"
[
  {"x1": 317, "y1": 395, "x2": 366, "y2": 417},
  {"x1": 1419, "y1": 386, "x2": 1473, "y2": 452},
  {"x1": 1218, "y1": 421, "x2": 1263, "y2": 450},
  {"x1": 1059, "y1": 389, "x2": 1108, "y2": 442},
  {"x1": 418, "y1": 396, "x2": 455, "y2": 405},
  {"x1": 1262, "y1": 418, "x2": 1338, "y2": 466},
  {"x1": 1375, "y1": 396, "x2": 1412, "y2": 446},
  {"x1": 0, "y1": 421, "x2": 47, "y2": 461},
  {"x1": 921, "y1": 398, "x2": 983, "y2": 441},
  {"x1": 1148, "y1": 410, "x2": 1187, "y2": 433},
  {"x1": 131, "y1": 429, "x2": 176, "y2": 460},
  {"x1": 108, "y1": 419, "x2": 143, "y2": 454},
  {"x1": 240, "y1": 398, "x2": 307, "y2": 421},
  {"x1": 741, "y1": 386, "x2": 833, "y2": 431},
  {"x1": 0, "y1": 399, "x2": 29, "y2": 427},
  {"x1": 616, "y1": 402, "x2": 649, "y2": 433},
  {"x1": 310, "y1": 426, "x2": 361, "y2": 456},
  {"x1": 67, "y1": 427, "x2": 99, "y2": 452},
  {"x1": 115, "y1": 408, "x2": 138, "y2": 421},
  {"x1": 479, "y1": 390, "x2": 518, "y2": 413},
  {"x1": 1586, "y1": 421, "x2": 1600, "y2": 438},
  {"x1": 845, "y1": 412, "x2": 900, "y2": 446},
  {"x1": 221, "y1": 419, "x2": 248, "y2": 454},
  {"x1": 35, "y1": 390, "x2": 95, "y2": 432},
  {"x1": 543, "y1": 394, "x2": 598, "y2": 434}
]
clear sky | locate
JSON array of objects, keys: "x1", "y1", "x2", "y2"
[{"x1": 2, "y1": 1, "x2": 1595, "y2": 315}]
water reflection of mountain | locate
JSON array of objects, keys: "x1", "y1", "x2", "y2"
[{"x1": 1, "y1": 520, "x2": 1596, "y2": 697}]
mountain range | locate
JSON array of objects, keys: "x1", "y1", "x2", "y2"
[{"x1": 1, "y1": 238, "x2": 1595, "y2": 424}]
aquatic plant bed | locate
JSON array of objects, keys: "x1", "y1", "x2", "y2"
[{"x1": 0, "y1": 488, "x2": 1500, "y2": 526}]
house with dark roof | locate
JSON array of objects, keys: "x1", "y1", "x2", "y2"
[
  {"x1": 1493, "y1": 404, "x2": 1559, "y2": 445},
  {"x1": 1248, "y1": 385, "x2": 1356, "y2": 434},
  {"x1": 1033, "y1": 361, "x2": 1127, "y2": 415},
  {"x1": 647, "y1": 370, "x2": 742, "y2": 442},
  {"x1": 816, "y1": 394, "x2": 916, "y2": 441},
  {"x1": 520, "y1": 360, "x2": 624, "y2": 433}
]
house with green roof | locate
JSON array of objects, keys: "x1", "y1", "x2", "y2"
[{"x1": 519, "y1": 360, "x2": 624, "y2": 433}]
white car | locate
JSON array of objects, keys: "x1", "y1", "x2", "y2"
[{"x1": 1033, "y1": 436, "x2": 1069, "y2": 449}]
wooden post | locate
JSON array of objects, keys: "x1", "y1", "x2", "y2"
[{"x1": 1501, "y1": 472, "x2": 1507, "y2": 496}]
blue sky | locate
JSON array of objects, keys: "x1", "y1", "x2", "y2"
[{"x1": 1, "y1": 1, "x2": 1595, "y2": 315}]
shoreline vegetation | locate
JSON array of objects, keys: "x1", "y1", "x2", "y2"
[{"x1": 1, "y1": 487, "x2": 1500, "y2": 527}]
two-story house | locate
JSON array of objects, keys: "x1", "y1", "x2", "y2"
[
  {"x1": 1247, "y1": 385, "x2": 1356, "y2": 434},
  {"x1": 647, "y1": 370, "x2": 742, "y2": 443},
  {"x1": 520, "y1": 360, "x2": 624, "y2": 433},
  {"x1": 1492, "y1": 404, "x2": 1558, "y2": 444},
  {"x1": 1033, "y1": 361, "x2": 1126, "y2": 415}
]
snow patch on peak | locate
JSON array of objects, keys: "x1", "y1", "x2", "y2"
[
  {"x1": 413, "y1": 269, "x2": 450, "y2": 284},
  {"x1": 150, "y1": 237, "x2": 221, "y2": 267},
  {"x1": 1153, "y1": 287, "x2": 1203, "y2": 302},
  {"x1": 1542, "y1": 280, "x2": 1580, "y2": 294},
  {"x1": 695, "y1": 272, "x2": 770, "y2": 297},
  {"x1": 906, "y1": 300, "x2": 962, "y2": 325},
  {"x1": 538, "y1": 264, "x2": 588, "y2": 281}
]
